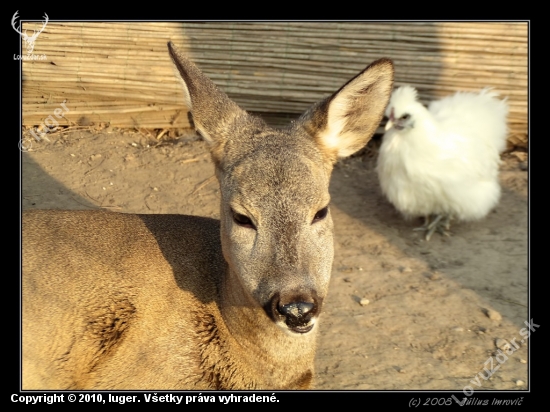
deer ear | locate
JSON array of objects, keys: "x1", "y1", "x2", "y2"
[
  {"x1": 299, "y1": 58, "x2": 394, "y2": 164},
  {"x1": 168, "y1": 41, "x2": 248, "y2": 145}
]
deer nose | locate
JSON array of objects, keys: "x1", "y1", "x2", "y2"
[
  {"x1": 278, "y1": 302, "x2": 315, "y2": 320},
  {"x1": 278, "y1": 301, "x2": 316, "y2": 332},
  {"x1": 265, "y1": 291, "x2": 322, "y2": 333}
]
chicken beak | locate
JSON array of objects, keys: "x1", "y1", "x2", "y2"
[{"x1": 385, "y1": 108, "x2": 395, "y2": 130}]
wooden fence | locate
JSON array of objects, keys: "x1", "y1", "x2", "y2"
[{"x1": 22, "y1": 22, "x2": 528, "y2": 148}]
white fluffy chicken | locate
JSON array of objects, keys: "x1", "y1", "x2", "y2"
[{"x1": 376, "y1": 86, "x2": 509, "y2": 241}]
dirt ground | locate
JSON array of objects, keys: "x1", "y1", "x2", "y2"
[{"x1": 21, "y1": 126, "x2": 528, "y2": 391}]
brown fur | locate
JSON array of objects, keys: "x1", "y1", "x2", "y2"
[{"x1": 22, "y1": 42, "x2": 393, "y2": 389}]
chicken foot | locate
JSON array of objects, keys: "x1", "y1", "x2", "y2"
[{"x1": 413, "y1": 214, "x2": 452, "y2": 241}]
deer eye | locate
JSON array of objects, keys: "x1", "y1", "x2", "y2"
[
  {"x1": 312, "y1": 206, "x2": 329, "y2": 224},
  {"x1": 400, "y1": 113, "x2": 410, "y2": 121},
  {"x1": 231, "y1": 209, "x2": 256, "y2": 229}
]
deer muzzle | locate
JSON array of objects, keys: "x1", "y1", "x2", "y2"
[{"x1": 267, "y1": 291, "x2": 321, "y2": 334}]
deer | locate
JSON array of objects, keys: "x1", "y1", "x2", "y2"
[
  {"x1": 22, "y1": 41, "x2": 394, "y2": 390},
  {"x1": 11, "y1": 11, "x2": 48, "y2": 55}
]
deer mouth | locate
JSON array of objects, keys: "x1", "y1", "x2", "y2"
[{"x1": 288, "y1": 323, "x2": 315, "y2": 334}]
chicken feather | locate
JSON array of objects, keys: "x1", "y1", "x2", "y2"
[{"x1": 376, "y1": 86, "x2": 509, "y2": 240}]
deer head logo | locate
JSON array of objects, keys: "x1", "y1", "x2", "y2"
[{"x1": 12, "y1": 11, "x2": 48, "y2": 55}]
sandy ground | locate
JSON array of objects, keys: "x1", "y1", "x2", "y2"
[{"x1": 21, "y1": 126, "x2": 528, "y2": 391}]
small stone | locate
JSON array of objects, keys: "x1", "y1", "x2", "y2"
[
  {"x1": 519, "y1": 359, "x2": 527, "y2": 364},
  {"x1": 515, "y1": 380, "x2": 525, "y2": 386},
  {"x1": 495, "y1": 338, "x2": 512, "y2": 352},
  {"x1": 399, "y1": 266, "x2": 412, "y2": 273},
  {"x1": 483, "y1": 308, "x2": 502, "y2": 322},
  {"x1": 359, "y1": 298, "x2": 370, "y2": 306},
  {"x1": 451, "y1": 327, "x2": 464, "y2": 332},
  {"x1": 428, "y1": 272, "x2": 441, "y2": 280}
]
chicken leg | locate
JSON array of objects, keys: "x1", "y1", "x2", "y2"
[{"x1": 414, "y1": 214, "x2": 452, "y2": 241}]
